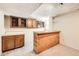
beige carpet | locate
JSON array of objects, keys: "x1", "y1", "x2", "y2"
[
  {"x1": 38, "y1": 44, "x2": 79, "y2": 56},
  {"x1": 2, "y1": 44, "x2": 79, "y2": 56}
]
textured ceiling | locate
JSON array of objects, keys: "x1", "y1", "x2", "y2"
[
  {"x1": 0, "y1": 3, "x2": 79, "y2": 18},
  {"x1": 0, "y1": 3, "x2": 41, "y2": 17},
  {"x1": 31, "y1": 3, "x2": 79, "y2": 17}
]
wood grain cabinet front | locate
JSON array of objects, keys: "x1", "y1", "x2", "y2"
[
  {"x1": 2, "y1": 36, "x2": 15, "y2": 52},
  {"x1": 34, "y1": 32, "x2": 60, "y2": 54},
  {"x1": 15, "y1": 35, "x2": 24, "y2": 48},
  {"x1": 2, "y1": 35, "x2": 24, "y2": 52}
]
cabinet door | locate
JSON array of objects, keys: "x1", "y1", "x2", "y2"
[
  {"x1": 26, "y1": 19, "x2": 32, "y2": 28},
  {"x1": 32, "y1": 20, "x2": 38, "y2": 28},
  {"x1": 15, "y1": 35, "x2": 24, "y2": 48},
  {"x1": 2, "y1": 36, "x2": 15, "y2": 52},
  {"x1": 11, "y1": 17, "x2": 18, "y2": 27},
  {"x1": 20, "y1": 18, "x2": 26, "y2": 27}
]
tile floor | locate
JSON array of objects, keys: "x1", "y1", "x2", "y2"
[{"x1": 2, "y1": 44, "x2": 79, "y2": 56}]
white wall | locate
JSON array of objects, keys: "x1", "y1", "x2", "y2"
[
  {"x1": 53, "y1": 10, "x2": 79, "y2": 50},
  {"x1": 0, "y1": 12, "x2": 5, "y2": 35},
  {"x1": 0, "y1": 11, "x2": 5, "y2": 55}
]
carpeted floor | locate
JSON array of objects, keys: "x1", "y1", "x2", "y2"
[
  {"x1": 38, "y1": 44, "x2": 79, "y2": 56},
  {"x1": 2, "y1": 44, "x2": 79, "y2": 56}
]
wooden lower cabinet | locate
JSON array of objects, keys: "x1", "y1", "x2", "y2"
[
  {"x1": 2, "y1": 36, "x2": 15, "y2": 51},
  {"x1": 15, "y1": 35, "x2": 24, "y2": 48},
  {"x1": 2, "y1": 35, "x2": 24, "y2": 52},
  {"x1": 34, "y1": 32, "x2": 60, "y2": 54}
]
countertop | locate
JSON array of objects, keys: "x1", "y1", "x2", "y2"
[{"x1": 34, "y1": 31, "x2": 60, "y2": 35}]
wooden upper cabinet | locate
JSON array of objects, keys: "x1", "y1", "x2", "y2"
[
  {"x1": 34, "y1": 32, "x2": 60, "y2": 54},
  {"x1": 32, "y1": 20, "x2": 38, "y2": 28},
  {"x1": 18, "y1": 18, "x2": 26, "y2": 28},
  {"x1": 11, "y1": 16, "x2": 19, "y2": 27},
  {"x1": 10, "y1": 16, "x2": 27, "y2": 28},
  {"x1": 26, "y1": 19, "x2": 33, "y2": 28},
  {"x1": 20, "y1": 18, "x2": 26, "y2": 27},
  {"x1": 5, "y1": 16, "x2": 44, "y2": 28},
  {"x1": 26, "y1": 18, "x2": 38, "y2": 28}
]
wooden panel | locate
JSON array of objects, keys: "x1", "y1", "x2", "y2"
[
  {"x1": 26, "y1": 19, "x2": 33, "y2": 28},
  {"x1": 34, "y1": 32, "x2": 60, "y2": 53},
  {"x1": 32, "y1": 20, "x2": 38, "y2": 28},
  {"x1": 2, "y1": 35, "x2": 24, "y2": 52},
  {"x1": 21, "y1": 19, "x2": 26, "y2": 27},
  {"x1": 15, "y1": 35, "x2": 24, "y2": 48},
  {"x1": 10, "y1": 16, "x2": 27, "y2": 28},
  {"x1": 2, "y1": 36, "x2": 15, "y2": 52},
  {"x1": 2, "y1": 37, "x2": 8, "y2": 51},
  {"x1": 11, "y1": 16, "x2": 18, "y2": 27}
]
